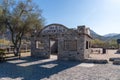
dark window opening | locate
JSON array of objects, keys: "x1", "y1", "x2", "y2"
[
  {"x1": 86, "y1": 41, "x2": 89, "y2": 49},
  {"x1": 36, "y1": 41, "x2": 44, "y2": 49}
]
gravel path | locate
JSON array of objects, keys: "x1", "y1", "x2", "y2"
[{"x1": 0, "y1": 55, "x2": 120, "y2": 80}]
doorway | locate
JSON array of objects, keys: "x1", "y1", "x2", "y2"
[{"x1": 50, "y1": 39, "x2": 58, "y2": 59}]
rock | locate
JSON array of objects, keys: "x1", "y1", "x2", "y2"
[
  {"x1": 113, "y1": 59, "x2": 120, "y2": 65},
  {"x1": 109, "y1": 57, "x2": 120, "y2": 61},
  {"x1": 84, "y1": 59, "x2": 108, "y2": 64}
]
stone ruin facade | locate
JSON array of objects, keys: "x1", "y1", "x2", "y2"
[{"x1": 31, "y1": 23, "x2": 92, "y2": 61}]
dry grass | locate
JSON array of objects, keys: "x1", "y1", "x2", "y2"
[{"x1": 5, "y1": 52, "x2": 31, "y2": 58}]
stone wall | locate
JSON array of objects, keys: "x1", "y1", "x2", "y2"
[
  {"x1": 57, "y1": 26, "x2": 92, "y2": 61},
  {"x1": 31, "y1": 36, "x2": 50, "y2": 58},
  {"x1": 84, "y1": 35, "x2": 91, "y2": 58},
  {"x1": 31, "y1": 24, "x2": 92, "y2": 61}
]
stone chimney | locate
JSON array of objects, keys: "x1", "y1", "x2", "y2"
[{"x1": 77, "y1": 25, "x2": 86, "y2": 34}]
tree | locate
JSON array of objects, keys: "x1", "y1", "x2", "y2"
[
  {"x1": 0, "y1": 0, "x2": 44, "y2": 57},
  {"x1": 91, "y1": 39, "x2": 105, "y2": 48},
  {"x1": 0, "y1": 6, "x2": 6, "y2": 34},
  {"x1": 91, "y1": 39, "x2": 118, "y2": 49},
  {"x1": 106, "y1": 39, "x2": 118, "y2": 49}
]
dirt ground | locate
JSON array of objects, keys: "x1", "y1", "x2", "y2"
[
  {"x1": 90, "y1": 49, "x2": 120, "y2": 61},
  {"x1": 5, "y1": 49, "x2": 120, "y2": 61},
  {"x1": 1, "y1": 49, "x2": 120, "y2": 80}
]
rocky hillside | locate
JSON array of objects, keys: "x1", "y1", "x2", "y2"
[{"x1": 90, "y1": 30, "x2": 120, "y2": 41}]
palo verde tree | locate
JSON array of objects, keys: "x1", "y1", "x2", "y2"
[{"x1": 0, "y1": 0, "x2": 44, "y2": 57}]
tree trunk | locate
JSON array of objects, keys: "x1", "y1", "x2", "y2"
[
  {"x1": 13, "y1": 39, "x2": 22, "y2": 58},
  {"x1": 14, "y1": 46, "x2": 21, "y2": 59}
]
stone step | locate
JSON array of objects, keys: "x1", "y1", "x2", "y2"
[
  {"x1": 113, "y1": 60, "x2": 120, "y2": 65},
  {"x1": 109, "y1": 57, "x2": 120, "y2": 61},
  {"x1": 84, "y1": 59, "x2": 108, "y2": 64}
]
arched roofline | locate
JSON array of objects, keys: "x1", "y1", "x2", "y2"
[
  {"x1": 37, "y1": 23, "x2": 69, "y2": 36},
  {"x1": 42, "y1": 23, "x2": 69, "y2": 31}
]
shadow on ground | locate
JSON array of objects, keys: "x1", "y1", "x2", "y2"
[{"x1": 0, "y1": 56, "x2": 80, "y2": 80}]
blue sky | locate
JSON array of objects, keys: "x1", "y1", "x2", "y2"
[{"x1": 33, "y1": 0, "x2": 120, "y2": 35}]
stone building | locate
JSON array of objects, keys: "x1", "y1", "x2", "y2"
[{"x1": 31, "y1": 23, "x2": 92, "y2": 61}]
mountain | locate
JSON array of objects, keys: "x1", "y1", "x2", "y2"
[
  {"x1": 104, "y1": 33, "x2": 119, "y2": 37},
  {"x1": 104, "y1": 34, "x2": 120, "y2": 40},
  {"x1": 90, "y1": 30, "x2": 105, "y2": 40},
  {"x1": 90, "y1": 30, "x2": 120, "y2": 41}
]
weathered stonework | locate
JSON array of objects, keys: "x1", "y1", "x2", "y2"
[{"x1": 31, "y1": 23, "x2": 92, "y2": 61}]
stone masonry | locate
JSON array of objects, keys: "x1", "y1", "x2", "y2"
[{"x1": 31, "y1": 23, "x2": 92, "y2": 61}]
